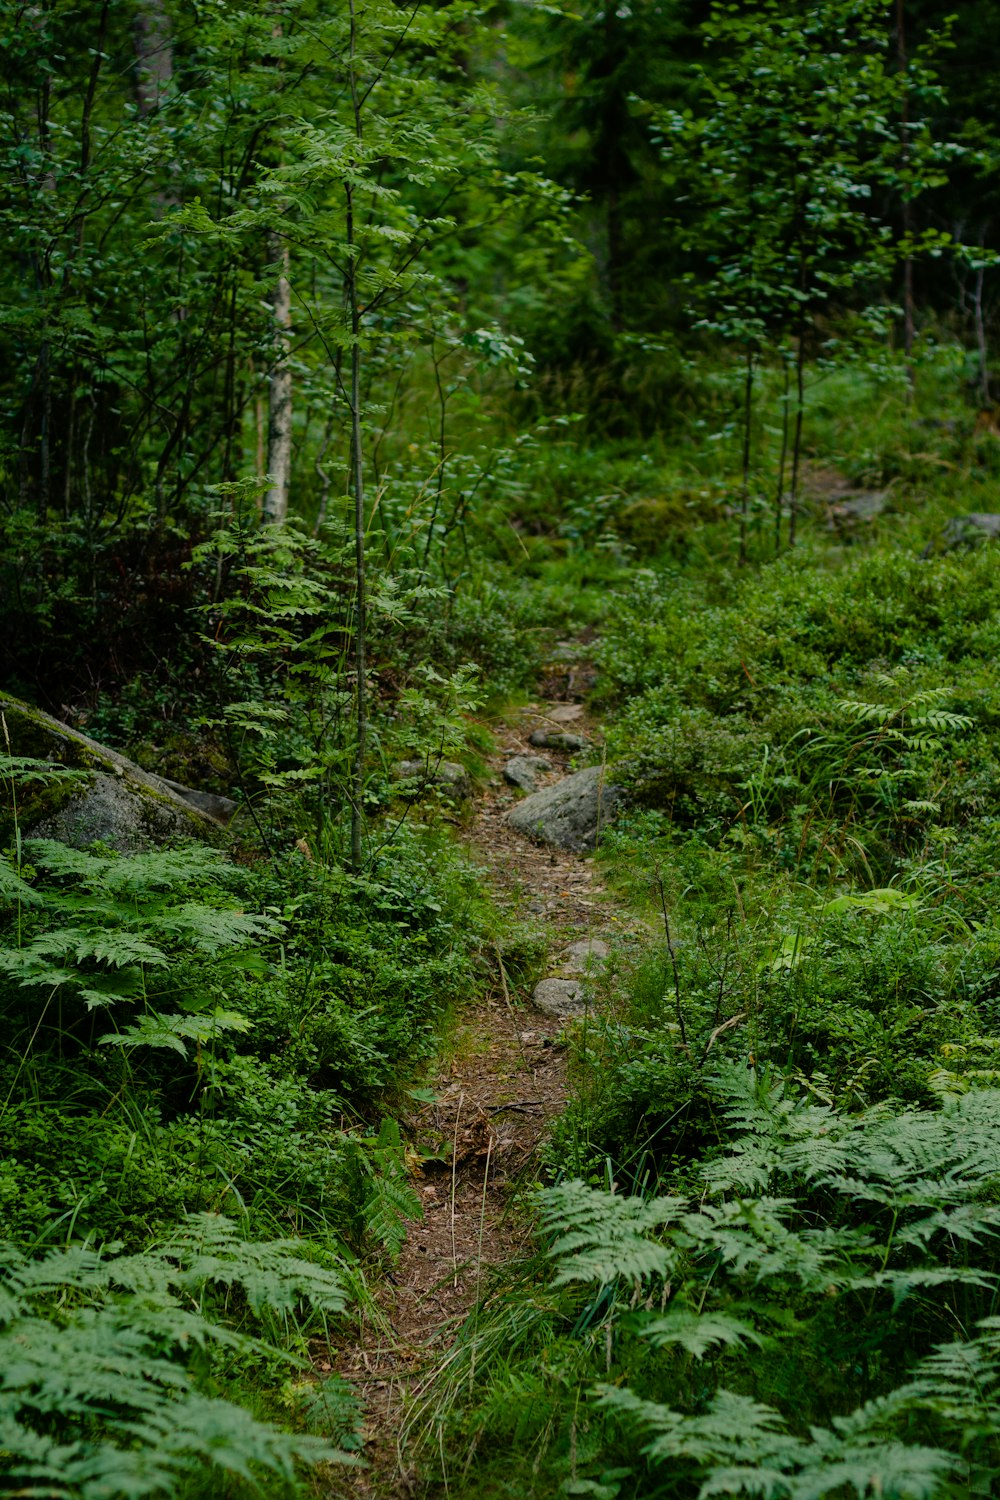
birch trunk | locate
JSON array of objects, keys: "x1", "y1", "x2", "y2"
[{"x1": 263, "y1": 236, "x2": 293, "y2": 525}]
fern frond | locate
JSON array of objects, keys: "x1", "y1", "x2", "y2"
[
  {"x1": 637, "y1": 1306, "x2": 763, "y2": 1359},
  {"x1": 540, "y1": 1182, "x2": 685, "y2": 1289},
  {"x1": 158, "y1": 1212, "x2": 349, "y2": 1317},
  {"x1": 0, "y1": 1219, "x2": 357, "y2": 1496},
  {"x1": 0, "y1": 854, "x2": 43, "y2": 906},
  {"x1": 364, "y1": 1173, "x2": 422, "y2": 1261},
  {"x1": 99, "y1": 1009, "x2": 252, "y2": 1056}
]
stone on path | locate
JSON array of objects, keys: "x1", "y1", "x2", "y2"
[
  {"x1": 504, "y1": 754, "x2": 552, "y2": 792},
  {"x1": 531, "y1": 977, "x2": 587, "y2": 1017},
  {"x1": 548, "y1": 704, "x2": 584, "y2": 723},
  {"x1": 508, "y1": 765, "x2": 625, "y2": 852},
  {"x1": 826, "y1": 491, "x2": 888, "y2": 534},
  {"x1": 561, "y1": 937, "x2": 609, "y2": 974},
  {"x1": 529, "y1": 730, "x2": 589, "y2": 753}
]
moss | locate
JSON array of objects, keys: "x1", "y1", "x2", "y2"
[
  {"x1": 0, "y1": 695, "x2": 96, "y2": 844},
  {"x1": 1, "y1": 693, "x2": 224, "y2": 851}
]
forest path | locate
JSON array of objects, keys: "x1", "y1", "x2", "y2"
[{"x1": 332, "y1": 689, "x2": 620, "y2": 1497}]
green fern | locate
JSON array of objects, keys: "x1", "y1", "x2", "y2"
[
  {"x1": 595, "y1": 1381, "x2": 957, "y2": 1498},
  {"x1": 0, "y1": 1215, "x2": 357, "y2": 1497},
  {"x1": 0, "y1": 839, "x2": 279, "y2": 1069},
  {"x1": 541, "y1": 1182, "x2": 685, "y2": 1289}
]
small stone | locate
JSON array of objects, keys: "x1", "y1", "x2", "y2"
[
  {"x1": 504, "y1": 754, "x2": 552, "y2": 792},
  {"x1": 547, "y1": 704, "x2": 584, "y2": 723},
  {"x1": 529, "y1": 730, "x2": 589, "y2": 752},
  {"x1": 826, "y1": 491, "x2": 888, "y2": 533},
  {"x1": 549, "y1": 640, "x2": 584, "y2": 662},
  {"x1": 939, "y1": 513, "x2": 1000, "y2": 551},
  {"x1": 532, "y1": 977, "x2": 588, "y2": 1017},
  {"x1": 561, "y1": 938, "x2": 609, "y2": 975}
]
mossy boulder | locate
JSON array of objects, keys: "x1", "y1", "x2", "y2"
[{"x1": 0, "y1": 693, "x2": 233, "y2": 853}]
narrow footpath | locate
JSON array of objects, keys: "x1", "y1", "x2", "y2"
[{"x1": 332, "y1": 691, "x2": 622, "y2": 1497}]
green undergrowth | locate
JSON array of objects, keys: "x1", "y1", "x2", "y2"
[
  {"x1": 0, "y1": 752, "x2": 499, "y2": 1494},
  {"x1": 414, "y1": 357, "x2": 1000, "y2": 1499}
]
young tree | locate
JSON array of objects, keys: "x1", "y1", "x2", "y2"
[{"x1": 660, "y1": 0, "x2": 950, "y2": 551}]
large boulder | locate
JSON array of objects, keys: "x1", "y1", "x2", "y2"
[
  {"x1": 1, "y1": 693, "x2": 233, "y2": 854},
  {"x1": 507, "y1": 765, "x2": 625, "y2": 852}
]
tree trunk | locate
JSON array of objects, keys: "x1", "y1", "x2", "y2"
[
  {"x1": 348, "y1": 0, "x2": 368, "y2": 875},
  {"x1": 262, "y1": 235, "x2": 293, "y2": 525},
  {"x1": 896, "y1": 0, "x2": 915, "y2": 379},
  {"x1": 133, "y1": 0, "x2": 173, "y2": 117}
]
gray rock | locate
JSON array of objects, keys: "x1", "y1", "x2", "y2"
[
  {"x1": 561, "y1": 938, "x2": 609, "y2": 975},
  {"x1": 529, "y1": 730, "x2": 590, "y2": 753},
  {"x1": 942, "y1": 513, "x2": 1000, "y2": 550},
  {"x1": 504, "y1": 754, "x2": 552, "y2": 792},
  {"x1": 161, "y1": 778, "x2": 238, "y2": 824},
  {"x1": 393, "y1": 758, "x2": 471, "y2": 800},
  {"x1": 507, "y1": 766, "x2": 625, "y2": 852},
  {"x1": 1, "y1": 693, "x2": 226, "y2": 854},
  {"x1": 826, "y1": 491, "x2": 888, "y2": 532},
  {"x1": 532, "y1": 977, "x2": 588, "y2": 1017}
]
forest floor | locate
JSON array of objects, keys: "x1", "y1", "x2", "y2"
[{"x1": 331, "y1": 689, "x2": 621, "y2": 1496}]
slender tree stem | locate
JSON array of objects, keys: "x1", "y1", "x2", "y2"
[
  {"x1": 739, "y1": 347, "x2": 754, "y2": 566},
  {"x1": 896, "y1": 0, "x2": 915, "y2": 385},
  {"x1": 775, "y1": 350, "x2": 790, "y2": 558},
  {"x1": 348, "y1": 0, "x2": 368, "y2": 876},
  {"x1": 789, "y1": 321, "x2": 806, "y2": 550}
]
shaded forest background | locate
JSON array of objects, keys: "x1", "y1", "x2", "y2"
[
  {"x1": 10, "y1": 3, "x2": 1000, "y2": 1498},
  {"x1": 4, "y1": 0, "x2": 999, "y2": 718}
]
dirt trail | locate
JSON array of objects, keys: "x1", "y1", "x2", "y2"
[{"x1": 332, "y1": 699, "x2": 617, "y2": 1496}]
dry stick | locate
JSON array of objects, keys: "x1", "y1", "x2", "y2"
[
  {"x1": 450, "y1": 1091, "x2": 464, "y2": 1283},
  {"x1": 699, "y1": 1010, "x2": 747, "y2": 1066},
  {"x1": 469, "y1": 1132, "x2": 494, "y2": 1397},
  {"x1": 655, "y1": 867, "x2": 688, "y2": 1051}
]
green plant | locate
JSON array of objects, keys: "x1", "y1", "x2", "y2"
[
  {"x1": 428, "y1": 1074, "x2": 1000, "y2": 1498},
  {"x1": 0, "y1": 1213, "x2": 358, "y2": 1497}
]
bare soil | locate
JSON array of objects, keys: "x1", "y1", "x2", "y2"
[{"x1": 329, "y1": 701, "x2": 617, "y2": 1496}]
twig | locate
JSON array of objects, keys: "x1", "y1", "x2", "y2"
[
  {"x1": 699, "y1": 1010, "x2": 747, "y2": 1065},
  {"x1": 450, "y1": 1091, "x2": 464, "y2": 1283},
  {"x1": 655, "y1": 866, "x2": 688, "y2": 1050},
  {"x1": 493, "y1": 939, "x2": 536, "y2": 1092},
  {"x1": 470, "y1": 1130, "x2": 494, "y2": 1397}
]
